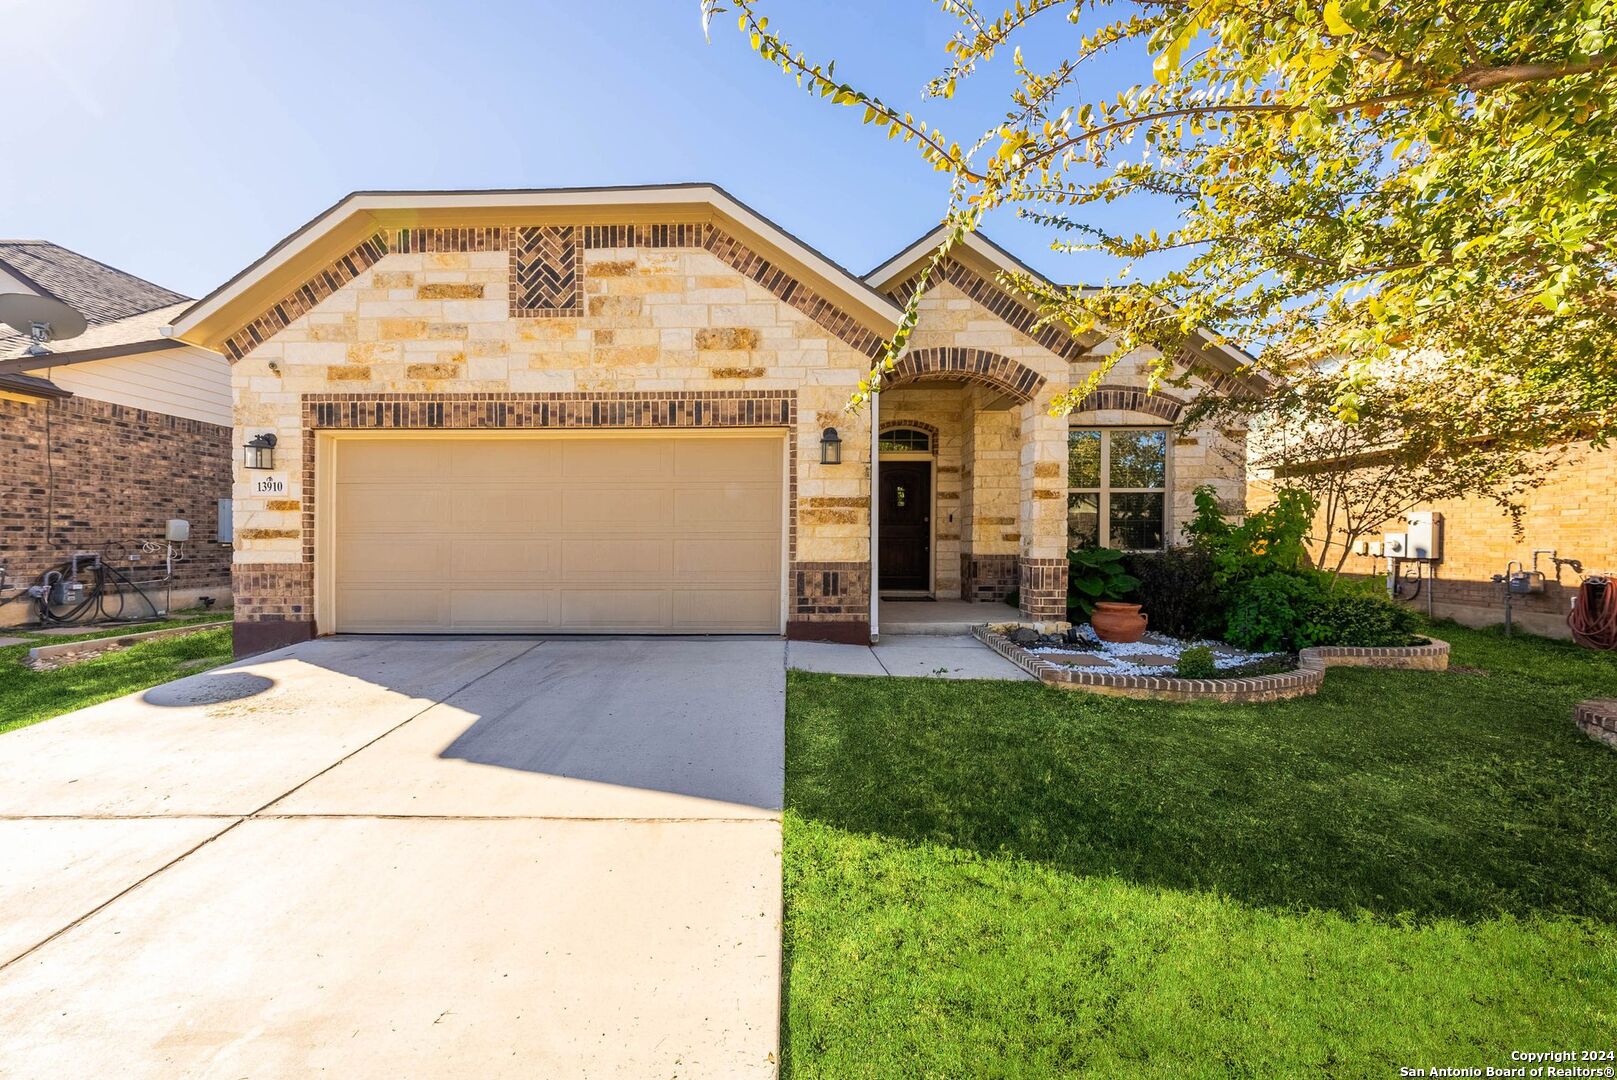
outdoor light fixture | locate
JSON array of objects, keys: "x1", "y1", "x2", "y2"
[
  {"x1": 820, "y1": 427, "x2": 843, "y2": 465},
  {"x1": 243, "y1": 433, "x2": 278, "y2": 470}
]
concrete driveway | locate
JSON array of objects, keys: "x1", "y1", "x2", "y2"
[{"x1": 0, "y1": 636, "x2": 784, "y2": 1079}]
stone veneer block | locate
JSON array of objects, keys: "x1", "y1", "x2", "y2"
[{"x1": 1574, "y1": 699, "x2": 1617, "y2": 750}]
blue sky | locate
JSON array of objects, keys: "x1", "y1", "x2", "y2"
[{"x1": 2, "y1": 0, "x2": 1155, "y2": 300}]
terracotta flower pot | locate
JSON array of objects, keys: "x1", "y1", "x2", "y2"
[{"x1": 1091, "y1": 601, "x2": 1148, "y2": 643}]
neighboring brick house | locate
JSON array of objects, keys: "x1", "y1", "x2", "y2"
[
  {"x1": 164, "y1": 185, "x2": 1257, "y2": 656},
  {"x1": 1252, "y1": 445, "x2": 1617, "y2": 639},
  {"x1": 0, "y1": 242, "x2": 232, "y2": 626}
]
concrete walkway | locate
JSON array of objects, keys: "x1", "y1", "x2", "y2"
[
  {"x1": 0, "y1": 636, "x2": 784, "y2": 1079},
  {"x1": 788, "y1": 633, "x2": 1035, "y2": 680}
]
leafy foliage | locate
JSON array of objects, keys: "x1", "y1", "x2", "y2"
[
  {"x1": 1174, "y1": 644, "x2": 1218, "y2": 679},
  {"x1": 1186, "y1": 484, "x2": 1417, "y2": 650},
  {"x1": 702, "y1": 0, "x2": 1617, "y2": 440},
  {"x1": 1066, "y1": 546, "x2": 1140, "y2": 617},
  {"x1": 1123, "y1": 546, "x2": 1220, "y2": 639}
]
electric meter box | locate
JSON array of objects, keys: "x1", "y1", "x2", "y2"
[
  {"x1": 1382, "y1": 532, "x2": 1408, "y2": 558},
  {"x1": 166, "y1": 519, "x2": 191, "y2": 542},
  {"x1": 1404, "y1": 511, "x2": 1443, "y2": 561}
]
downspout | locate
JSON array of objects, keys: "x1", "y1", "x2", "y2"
[{"x1": 869, "y1": 390, "x2": 880, "y2": 643}]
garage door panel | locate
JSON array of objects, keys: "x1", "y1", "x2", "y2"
[
  {"x1": 673, "y1": 538, "x2": 778, "y2": 580},
  {"x1": 334, "y1": 436, "x2": 783, "y2": 634},
  {"x1": 447, "y1": 589, "x2": 558, "y2": 630},
  {"x1": 676, "y1": 438, "x2": 781, "y2": 481},
  {"x1": 336, "y1": 587, "x2": 449, "y2": 631},
  {"x1": 449, "y1": 487, "x2": 550, "y2": 532},
  {"x1": 559, "y1": 589, "x2": 672, "y2": 629},
  {"x1": 448, "y1": 440, "x2": 562, "y2": 478},
  {"x1": 562, "y1": 439, "x2": 674, "y2": 482},
  {"x1": 672, "y1": 589, "x2": 778, "y2": 631},
  {"x1": 336, "y1": 538, "x2": 449, "y2": 583},
  {"x1": 341, "y1": 440, "x2": 451, "y2": 482},
  {"x1": 674, "y1": 486, "x2": 781, "y2": 531},
  {"x1": 561, "y1": 538, "x2": 673, "y2": 580},
  {"x1": 562, "y1": 487, "x2": 674, "y2": 531},
  {"x1": 447, "y1": 539, "x2": 559, "y2": 582},
  {"x1": 338, "y1": 489, "x2": 452, "y2": 532}
]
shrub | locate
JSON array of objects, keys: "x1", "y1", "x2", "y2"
[
  {"x1": 1175, "y1": 645, "x2": 1218, "y2": 679},
  {"x1": 1301, "y1": 588, "x2": 1422, "y2": 648},
  {"x1": 1222, "y1": 570, "x2": 1333, "y2": 652},
  {"x1": 1125, "y1": 547, "x2": 1220, "y2": 639},
  {"x1": 1067, "y1": 547, "x2": 1140, "y2": 618}
]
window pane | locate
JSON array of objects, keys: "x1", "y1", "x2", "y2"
[
  {"x1": 1067, "y1": 429, "x2": 1101, "y2": 487},
  {"x1": 1068, "y1": 493, "x2": 1100, "y2": 550},
  {"x1": 1110, "y1": 492, "x2": 1165, "y2": 550},
  {"x1": 1109, "y1": 430, "x2": 1166, "y2": 488},
  {"x1": 879, "y1": 428, "x2": 931, "y2": 452}
]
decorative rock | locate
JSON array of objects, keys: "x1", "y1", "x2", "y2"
[
  {"x1": 1009, "y1": 628, "x2": 1040, "y2": 646},
  {"x1": 1114, "y1": 653, "x2": 1179, "y2": 667},
  {"x1": 1037, "y1": 652, "x2": 1111, "y2": 668}
]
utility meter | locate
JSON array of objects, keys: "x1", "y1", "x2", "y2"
[
  {"x1": 1405, "y1": 512, "x2": 1443, "y2": 561},
  {"x1": 166, "y1": 519, "x2": 191, "y2": 542},
  {"x1": 1382, "y1": 532, "x2": 1408, "y2": 558}
]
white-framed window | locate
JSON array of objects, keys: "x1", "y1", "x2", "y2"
[{"x1": 1068, "y1": 427, "x2": 1169, "y2": 551}]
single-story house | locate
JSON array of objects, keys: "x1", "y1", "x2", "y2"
[
  {"x1": 164, "y1": 185, "x2": 1257, "y2": 656},
  {"x1": 0, "y1": 241, "x2": 233, "y2": 626}
]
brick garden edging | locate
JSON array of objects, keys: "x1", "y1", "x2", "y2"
[
  {"x1": 972, "y1": 625, "x2": 1451, "y2": 702},
  {"x1": 1574, "y1": 699, "x2": 1617, "y2": 750}
]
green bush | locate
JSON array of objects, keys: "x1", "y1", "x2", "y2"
[
  {"x1": 1222, "y1": 570, "x2": 1332, "y2": 651},
  {"x1": 1175, "y1": 645, "x2": 1218, "y2": 679},
  {"x1": 1302, "y1": 588, "x2": 1422, "y2": 648},
  {"x1": 1125, "y1": 547, "x2": 1221, "y2": 639},
  {"x1": 1067, "y1": 547, "x2": 1140, "y2": 618}
]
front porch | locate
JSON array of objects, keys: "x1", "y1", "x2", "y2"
[{"x1": 877, "y1": 597, "x2": 1004, "y2": 636}]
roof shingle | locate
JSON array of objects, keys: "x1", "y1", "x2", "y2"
[{"x1": 0, "y1": 240, "x2": 190, "y2": 360}]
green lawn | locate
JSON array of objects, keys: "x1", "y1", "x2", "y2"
[
  {"x1": 0, "y1": 615, "x2": 234, "y2": 735},
  {"x1": 782, "y1": 622, "x2": 1617, "y2": 1077}
]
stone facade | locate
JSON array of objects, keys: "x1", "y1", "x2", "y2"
[
  {"x1": 0, "y1": 394, "x2": 231, "y2": 624},
  {"x1": 224, "y1": 209, "x2": 1249, "y2": 652}
]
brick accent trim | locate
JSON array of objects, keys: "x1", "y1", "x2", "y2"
[
  {"x1": 890, "y1": 260, "x2": 1092, "y2": 361},
  {"x1": 511, "y1": 225, "x2": 583, "y2": 316},
  {"x1": 703, "y1": 227, "x2": 887, "y2": 359},
  {"x1": 962, "y1": 552, "x2": 1018, "y2": 602},
  {"x1": 221, "y1": 232, "x2": 389, "y2": 361},
  {"x1": 1575, "y1": 699, "x2": 1617, "y2": 750},
  {"x1": 221, "y1": 221, "x2": 891, "y2": 363},
  {"x1": 1071, "y1": 383, "x2": 1186, "y2": 422},
  {"x1": 1017, "y1": 556, "x2": 1067, "y2": 621},
  {"x1": 885, "y1": 346, "x2": 1046, "y2": 404}
]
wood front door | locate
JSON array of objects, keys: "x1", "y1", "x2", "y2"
[{"x1": 878, "y1": 461, "x2": 931, "y2": 592}]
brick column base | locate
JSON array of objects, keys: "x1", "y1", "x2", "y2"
[
  {"x1": 232, "y1": 563, "x2": 316, "y2": 657},
  {"x1": 961, "y1": 553, "x2": 1019, "y2": 602},
  {"x1": 1018, "y1": 557, "x2": 1068, "y2": 622},
  {"x1": 788, "y1": 561, "x2": 872, "y2": 644}
]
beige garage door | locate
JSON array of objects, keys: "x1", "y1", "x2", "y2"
[{"x1": 331, "y1": 435, "x2": 784, "y2": 633}]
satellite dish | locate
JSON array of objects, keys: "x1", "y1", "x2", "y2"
[{"x1": 0, "y1": 293, "x2": 88, "y2": 355}]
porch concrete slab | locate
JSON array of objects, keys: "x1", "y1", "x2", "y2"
[
  {"x1": 787, "y1": 639, "x2": 888, "y2": 676},
  {"x1": 0, "y1": 818, "x2": 231, "y2": 966},
  {"x1": 873, "y1": 635, "x2": 1036, "y2": 680},
  {"x1": 0, "y1": 816, "x2": 781, "y2": 1079},
  {"x1": 267, "y1": 638, "x2": 784, "y2": 819},
  {"x1": 0, "y1": 636, "x2": 536, "y2": 817}
]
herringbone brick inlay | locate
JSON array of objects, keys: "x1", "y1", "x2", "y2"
[{"x1": 511, "y1": 226, "x2": 582, "y2": 316}]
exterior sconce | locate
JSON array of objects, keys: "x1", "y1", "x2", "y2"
[
  {"x1": 820, "y1": 427, "x2": 843, "y2": 465},
  {"x1": 243, "y1": 433, "x2": 278, "y2": 470}
]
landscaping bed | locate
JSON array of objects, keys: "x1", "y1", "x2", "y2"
[{"x1": 976, "y1": 621, "x2": 1449, "y2": 701}]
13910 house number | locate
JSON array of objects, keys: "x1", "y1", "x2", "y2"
[{"x1": 252, "y1": 473, "x2": 288, "y2": 496}]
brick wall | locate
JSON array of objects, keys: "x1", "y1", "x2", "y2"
[
  {"x1": 1252, "y1": 441, "x2": 1617, "y2": 639},
  {"x1": 0, "y1": 394, "x2": 231, "y2": 620}
]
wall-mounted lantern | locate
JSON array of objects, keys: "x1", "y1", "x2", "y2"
[
  {"x1": 820, "y1": 427, "x2": 843, "y2": 465},
  {"x1": 243, "y1": 433, "x2": 278, "y2": 470}
]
